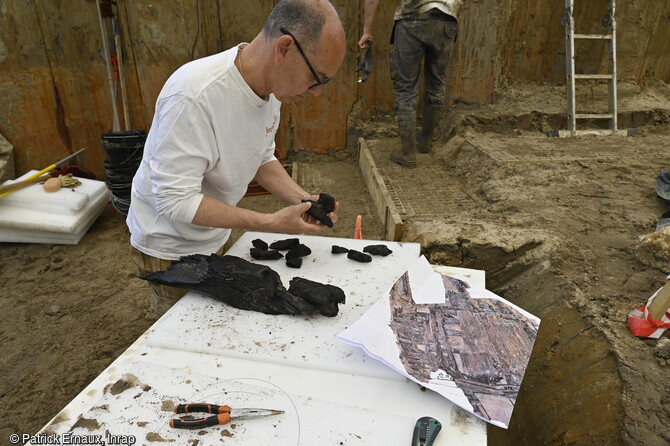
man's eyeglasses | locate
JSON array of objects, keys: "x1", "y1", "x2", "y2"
[{"x1": 280, "y1": 27, "x2": 332, "y2": 90}]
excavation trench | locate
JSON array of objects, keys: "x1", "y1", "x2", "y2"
[
  {"x1": 410, "y1": 228, "x2": 625, "y2": 444},
  {"x1": 355, "y1": 99, "x2": 670, "y2": 444}
]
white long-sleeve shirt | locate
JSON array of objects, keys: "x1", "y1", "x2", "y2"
[{"x1": 127, "y1": 45, "x2": 280, "y2": 260}]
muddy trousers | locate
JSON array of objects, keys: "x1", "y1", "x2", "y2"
[
  {"x1": 390, "y1": 12, "x2": 458, "y2": 114},
  {"x1": 130, "y1": 243, "x2": 230, "y2": 317}
]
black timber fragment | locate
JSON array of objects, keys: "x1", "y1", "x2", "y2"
[
  {"x1": 252, "y1": 239, "x2": 269, "y2": 250},
  {"x1": 286, "y1": 243, "x2": 312, "y2": 259},
  {"x1": 138, "y1": 254, "x2": 322, "y2": 315},
  {"x1": 301, "y1": 193, "x2": 336, "y2": 228},
  {"x1": 288, "y1": 277, "x2": 346, "y2": 317},
  {"x1": 331, "y1": 245, "x2": 349, "y2": 254},
  {"x1": 250, "y1": 247, "x2": 283, "y2": 260},
  {"x1": 286, "y1": 257, "x2": 303, "y2": 268},
  {"x1": 347, "y1": 250, "x2": 372, "y2": 263},
  {"x1": 363, "y1": 244, "x2": 393, "y2": 256},
  {"x1": 269, "y1": 238, "x2": 300, "y2": 250}
]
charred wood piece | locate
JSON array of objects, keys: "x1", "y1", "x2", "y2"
[
  {"x1": 250, "y1": 247, "x2": 283, "y2": 260},
  {"x1": 363, "y1": 244, "x2": 393, "y2": 256},
  {"x1": 286, "y1": 257, "x2": 303, "y2": 268},
  {"x1": 269, "y1": 238, "x2": 300, "y2": 250},
  {"x1": 288, "y1": 277, "x2": 346, "y2": 317},
  {"x1": 252, "y1": 239, "x2": 269, "y2": 250},
  {"x1": 138, "y1": 254, "x2": 344, "y2": 316},
  {"x1": 331, "y1": 245, "x2": 349, "y2": 254},
  {"x1": 301, "y1": 193, "x2": 336, "y2": 228},
  {"x1": 347, "y1": 250, "x2": 372, "y2": 263},
  {"x1": 286, "y1": 243, "x2": 312, "y2": 259}
]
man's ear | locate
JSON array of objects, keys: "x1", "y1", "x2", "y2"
[{"x1": 275, "y1": 35, "x2": 292, "y2": 65}]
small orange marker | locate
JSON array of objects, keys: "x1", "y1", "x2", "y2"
[{"x1": 354, "y1": 215, "x2": 362, "y2": 239}]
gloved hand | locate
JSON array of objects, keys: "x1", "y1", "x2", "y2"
[{"x1": 354, "y1": 41, "x2": 374, "y2": 83}]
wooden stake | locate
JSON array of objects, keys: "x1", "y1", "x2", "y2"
[{"x1": 648, "y1": 280, "x2": 670, "y2": 321}]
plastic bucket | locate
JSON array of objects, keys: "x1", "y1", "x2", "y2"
[{"x1": 102, "y1": 130, "x2": 146, "y2": 165}]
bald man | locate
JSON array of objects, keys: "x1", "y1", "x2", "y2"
[{"x1": 127, "y1": 0, "x2": 346, "y2": 315}]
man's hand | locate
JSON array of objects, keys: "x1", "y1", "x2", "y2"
[
  {"x1": 272, "y1": 202, "x2": 327, "y2": 234},
  {"x1": 300, "y1": 194, "x2": 340, "y2": 226},
  {"x1": 358, "y1": 34, "x2": 373, "y2": 48}
]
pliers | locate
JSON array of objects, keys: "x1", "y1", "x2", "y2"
[{"x1": 169, "y1": 403, "x2": 284, "y2": 429}]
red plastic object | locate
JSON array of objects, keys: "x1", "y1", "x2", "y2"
[{"x1": 354, "y1": 215, "x2": 362, "y2": 239}]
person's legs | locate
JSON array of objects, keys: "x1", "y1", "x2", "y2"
[
  {"x1": 130, "y1": 246, "x2": 188, "y2": 317},
  {"x1": 420, "y1": 18, "x2": 457, "y2": 153},
  {"x1": 130, "y1": 244, "x2": 228, "y2": 317},
  {"x1": 389, "y1": 19, "x2": 425, "y2": 168},
  {"x1": 390, "y1": 20, "x2": 424, "y2": 114}
]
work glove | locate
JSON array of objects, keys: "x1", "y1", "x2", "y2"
[{"x1": 355, "y1": 41, "x2": 374, "y2": 83}]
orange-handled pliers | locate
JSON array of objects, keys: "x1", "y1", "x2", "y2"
[{"x1": 169, "y1": 403, "x2": 284, "y2": 429}]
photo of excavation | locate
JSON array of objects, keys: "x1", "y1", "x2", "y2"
[
  {"x1": 388, "y1": 271, "x2": 539, "y2": 426},
  {"x1": 1, "y1": 1, "x2": 669, "y2": 445}
]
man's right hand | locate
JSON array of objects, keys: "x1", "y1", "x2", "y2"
[
  {"x1": 358, "y1": 34, "x2": 373, "y2": 48},
  {"x1": 271, "y1": 201, "x2": 326, "y2": 234}
]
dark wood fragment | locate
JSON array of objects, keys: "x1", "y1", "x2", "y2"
[
  {"x1": 347, "y1": 250, "x2": 372, "y2": 263},
  {"x1": 286, "y1": 243, "x2": 312, "y2": 259},
  {"x1": 316, "y1": 193, "x2": 335, "y2": 213},
  {"x1": 331, "y1": 245, "x2": 349, "y2": 254},
  {"x1": 301, "y1": 193, "x2": 336, "y2": 227},
  {"x1": 269, "y1": 238, "x2": 300, "y2": 250},
  {"x1": 250, "y1": 247, "x2": 283, "y2": 260},
  {"x1": 252, "y1": 239, "x2": 268, "y2": 250},
  {"x1": 139, "y1": 254, "x2": 345, "y2": 317},
  {"x1": 286, "y1": 257, "x2": 303, "y2": 268},
  {"x1": 363, "y1": 244, "x2": 393, "y2": 256},
  {"x1": 288, "y1": 277, "x2": 346, "y2": 317}
]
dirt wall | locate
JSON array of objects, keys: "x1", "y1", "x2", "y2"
[{"x1": 0, "y1": 0, "x2": 668, "y2": 178}]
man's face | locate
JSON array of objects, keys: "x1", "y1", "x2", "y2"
[{"x1": 273, "y1": 27, "x2": 345, "y2": 104}]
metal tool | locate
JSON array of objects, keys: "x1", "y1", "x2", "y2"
[
  {"x1": 0, "y1": 148, "x2": 87, "y2": 198},
  {"x1": 355, "y1": 40, "x2": 374, "y2": 83},
  {"x1": 169, "y1": 403, "x2": 284, "y2": 429},
  {"x1": 411, "y1": 416, "x2": 442, "y2": 446}
]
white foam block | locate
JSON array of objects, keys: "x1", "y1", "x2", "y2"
[{"x1": 0, "y1": 170, "x2": 110, "y2": 244}]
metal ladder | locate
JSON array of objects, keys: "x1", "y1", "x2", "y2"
[{"x1": 560, "y1": 0, "x2": 620, "y2": 137}]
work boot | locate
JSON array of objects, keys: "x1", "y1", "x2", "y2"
[
  {"x1": 418, "y1": 103, "x2": 442, "y2": 153},
  {"x1": 390, "y1": 112, "x2": 417, "y2": 168}
]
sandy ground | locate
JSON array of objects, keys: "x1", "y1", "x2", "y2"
[{"x1": 1, "y1": 80, "x2": 669, "y2": 445}]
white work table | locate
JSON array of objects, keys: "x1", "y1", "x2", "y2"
[{"x1": 33, "y1": 232, "x2": 487, "y2": 446}]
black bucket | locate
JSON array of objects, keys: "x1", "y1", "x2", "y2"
[
  {"x1": 102, "y1": 130, "x2": 146, "y2": 216},
  {"x1": 102, "y1": 130, "x2": 146, "y2": 165}
]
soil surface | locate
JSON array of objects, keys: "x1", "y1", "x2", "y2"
[{"x1": 1, "y1": 80, "x2": 670, "y2": 445}]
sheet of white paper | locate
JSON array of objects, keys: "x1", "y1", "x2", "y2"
[
  {"x1": 409, "y1": 256, "x2": 446, "y2": 304},
  {"x1": 338, "y1": 257, "x2": 540, "y2": 429}
]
